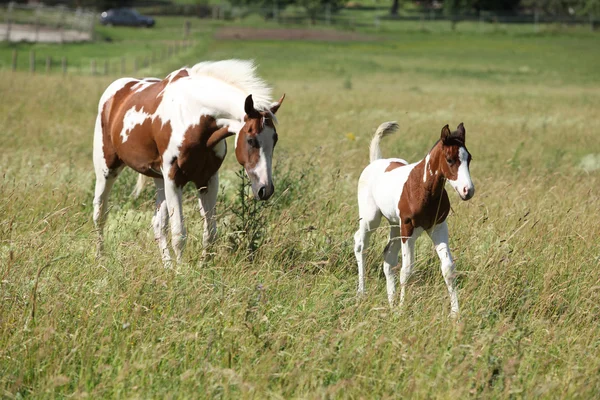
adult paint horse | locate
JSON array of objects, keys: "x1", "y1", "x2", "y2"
[
  {"x1": 354, "y1": 122, "x2": 474, "y2": 317},
  {"x1": 93, "y1": 59, "x2": 285, "y2": 264}
]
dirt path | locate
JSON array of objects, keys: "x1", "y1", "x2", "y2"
[{"x1": 0, "y1": 23, "x2": 91, "y2": 43}]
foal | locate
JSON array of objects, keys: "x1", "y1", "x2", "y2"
[
  {"x1": 93, "y1": 60, "x2": 284, "y2": 265},
  {"x1": 354, "y1": 122, "x2": 474, "y2": 316}
]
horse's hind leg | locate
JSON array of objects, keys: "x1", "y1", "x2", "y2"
[
  {"x1": 93, "y1": 169, "x2": 121, "y2": 257},
  {"x1": 92, "y1": 114, "x2": 122, "y2": 257},
  {"x1": 383, "y1": 226, "x2": 402, "y2": 306},
  {"x1": 152, "y1": 178, "x2": 172, "y2": 267},
  {"x1": 354, "y1": 196, "x2": 382, "y2": 296}
]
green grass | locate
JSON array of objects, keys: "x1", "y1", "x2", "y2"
[{"x1": 1, "y1": 20, "x2": 600, "y2": 398}]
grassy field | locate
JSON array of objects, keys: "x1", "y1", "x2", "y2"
[{"x1": 1, "y1": 17, "x2": 600, "y2": 398}]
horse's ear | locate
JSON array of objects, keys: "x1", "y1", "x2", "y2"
[
  {"x1": 206, "y1": 126, "x2": 235, "y2": 148},
  {"x1": 456, "y1": 122, "x2": 466, "y2": 141},
  {"x1": 441, "y1": 124, "x2": 451, "y2": 142},
  {"x1": 270, "y1": 93, "x2": 285, "y2": 115},
  {"x1": 244, "y1": 95, "x2": 260, "y2": 119}
]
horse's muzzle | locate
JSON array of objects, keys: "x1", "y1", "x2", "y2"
[{"x1": 257, "y1": 184, "x2": 274, "y2": 201}]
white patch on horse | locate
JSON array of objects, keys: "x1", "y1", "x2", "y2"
[
  {"x1": 121, "y1": 107, "x2": 151, "y2": 143},
  {"x1": 94, "y1": 78, "x2": 140, "y2": 176},
  {"x1": 131, "y1": 78, "x2": 159, "y2": 93},
  {"x1": 423, "y1": 153, "x2": 431, "y2": 183}
]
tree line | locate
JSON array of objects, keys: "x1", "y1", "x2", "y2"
[{"x1": 2, "y1": 0, "x2": 597, "y2": 17}]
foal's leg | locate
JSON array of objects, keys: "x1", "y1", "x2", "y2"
[
  {"x1": 197, "y1": 173, "x2": 219, "y2": 253},
  {"x1": 354, "y1": 207, "x2": 382, "y2": 295},
  {"x1": 163, "y1": 176, "x2": 186, "y2": 264},
  {"x1": 427, "y1": 221, "x2": 459, "y2": 318},
  {"x1": 399, "y1": 227, "x2": 423, "y2": 309},
  {"x1": 383, "y1": 225, "x2": 402, "y2": 306},
  {"x1": 152, "y1": 178, "x2": 171, "y2": 266}
]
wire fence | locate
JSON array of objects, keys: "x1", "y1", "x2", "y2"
[
  {"x1": 5, "y1": 39, "x2": 195, "y2": 76},
  {"x1": 144, "y1": 4, "x2": 598, "y2": 32},
  {"x1": 0, "y1": 2, "x2": 95, "y2": 43}
]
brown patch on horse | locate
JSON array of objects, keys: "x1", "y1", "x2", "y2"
[
  {"x1": 385, "y1": 161, "x2": 407, "y2": 172},
  {"x1": 398, "y1": 144, "x2": 450, "y2": 242},
  {"x1": 235, "y1": 115, "x2": 263, "y2": 169},
  {"x1": 100, "y1": 81, "x2": 138, "y2": 174},
  {"x1": 169, "y1": 69, "x2": 189, "y2": 83},
  {"x1": 169, "y1": 115, "x2": 228, "y2": 188}
]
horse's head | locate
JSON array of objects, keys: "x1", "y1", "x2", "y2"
[
  {"x1": 439, "y1": 123, "x2": 475, "y2": 201},
  {"x1": 235, "y1": 94, "x2": 285, "y2": 200}
]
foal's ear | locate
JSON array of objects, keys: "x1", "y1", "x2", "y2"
[
  {"x1": 456, "y1": 122, "x2": 466, "y2": 141},
  {"x1": 441, "y1": 124, "x2": 451, "y2": 142},
  {"x1": 244, "y1": 95, "x2": 261, "y2": 119},
  {"x1": 270, "y1": 93, "x2": 285, "y2": 115}
]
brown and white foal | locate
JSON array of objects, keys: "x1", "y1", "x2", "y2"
[
  {"x1": 354, "y1": 122, "x2": 474, "y2": 316},
  {"x1": 93, "y1": 60, "x2": 284, "y2": 264}
]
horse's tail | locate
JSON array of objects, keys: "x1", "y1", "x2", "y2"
[
  {"x1": 131, "y1": 174, "x2": 148, "y2": 199},
  {"x1": 369, "y1": 121, "x2": 399, "y2": 162}
]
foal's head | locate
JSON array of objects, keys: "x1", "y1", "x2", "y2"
[
  {"x1": 235, "y1": 94, "x2": 285, "y2": 200},
  {"x1": 437, "y1": 123, "x2": 475, "y2": 201}
]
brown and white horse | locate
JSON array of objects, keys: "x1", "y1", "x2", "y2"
[
  {"x1": 93, "y1": 60, "x2": 285, "y2": 264},
  {"x1": 354, "y1": 122, "x2": 474, "y2": 317}
]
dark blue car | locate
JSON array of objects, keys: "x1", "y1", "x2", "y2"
[{"x1": 100, "y1": 8, "x2": 155, "y2": 27}]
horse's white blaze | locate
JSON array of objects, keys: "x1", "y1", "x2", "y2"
[
  {"x1": 249, "y1": 125, "x2": 276, "y2": 192},
  {"x1": 121, "y1": 107, "x2": 151, "y2": 143},
  {"x1": 447, "y1": 147, "x2": 474, "y2": 199}
]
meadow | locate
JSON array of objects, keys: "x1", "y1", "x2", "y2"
[{"x1": 1, "y1": 17, "x2": 600, "y2": 398}]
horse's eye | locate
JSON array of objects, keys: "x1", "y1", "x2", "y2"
[
  {"x1": 446, "y1": 158, "x2": 455, "y2": 166},
  {"x1": 247, "y1": 137, "x2": 259, "y2": 148}
]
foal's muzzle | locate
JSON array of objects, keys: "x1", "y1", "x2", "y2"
[{"x1": 459, "y1": 185, "x2": 475, "y2": 201}]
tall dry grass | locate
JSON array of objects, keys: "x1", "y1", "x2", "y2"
[{"x1": 1, "y1": 32, "x2": 600, "y2": 398}]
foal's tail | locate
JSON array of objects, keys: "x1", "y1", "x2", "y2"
[
  {"x1": 369, "y1": 121, "x2": 399, "y2": 162},
  {"x1": 131, "y1": 174, "x2": 148, "y2": 199}
]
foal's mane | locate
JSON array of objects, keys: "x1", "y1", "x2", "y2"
[
  {"x1": 188, "y1": 59, "x2": 273, "y2": 111},
  {"x1": 427, "y1": 134, "x2": 466, "y2": 156}
]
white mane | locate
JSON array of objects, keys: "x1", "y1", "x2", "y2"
[{"x1": 188, "y1": 59, "x2": 272, "y2": 111}]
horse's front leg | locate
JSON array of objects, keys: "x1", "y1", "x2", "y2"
[
  {"x1": 197, "y1": 173, "x2": 219, "y2": 255},
  {"x1": 163, "y1": 176, "x2": 186, "y2": 264},
  {"x1": 427, "y1": 221, "x2": 459, "y2": 318}
]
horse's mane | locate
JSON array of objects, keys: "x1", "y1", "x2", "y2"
[{"x1": 188, "y1": 59, "x2": 273, "y2": 111}]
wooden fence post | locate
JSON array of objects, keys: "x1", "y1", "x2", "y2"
[
  {"x1": 133, "y1": 58, "x2": 138, "y2": 73},
  {"x1": 46, "y1": 56, "x2": 51, "y2": 73},
  {"x1": 61, "y1": 56, "x2": 67, "y2": 75},
  {"x1": 121, "y1": 57, "x2": 126, "y2": 74},
  {"x1": 91, "y1": 59, "x2": 96, "y2": 75},
  {"x1": 29, "y1": 51, "x2": 35, "y2": 73},
  {"x1": 12, "y1": 49, "x2": 17, "y2": 72},
  {"x1": 184, "y1": 20, "x2": 191, "y2": 38}
]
